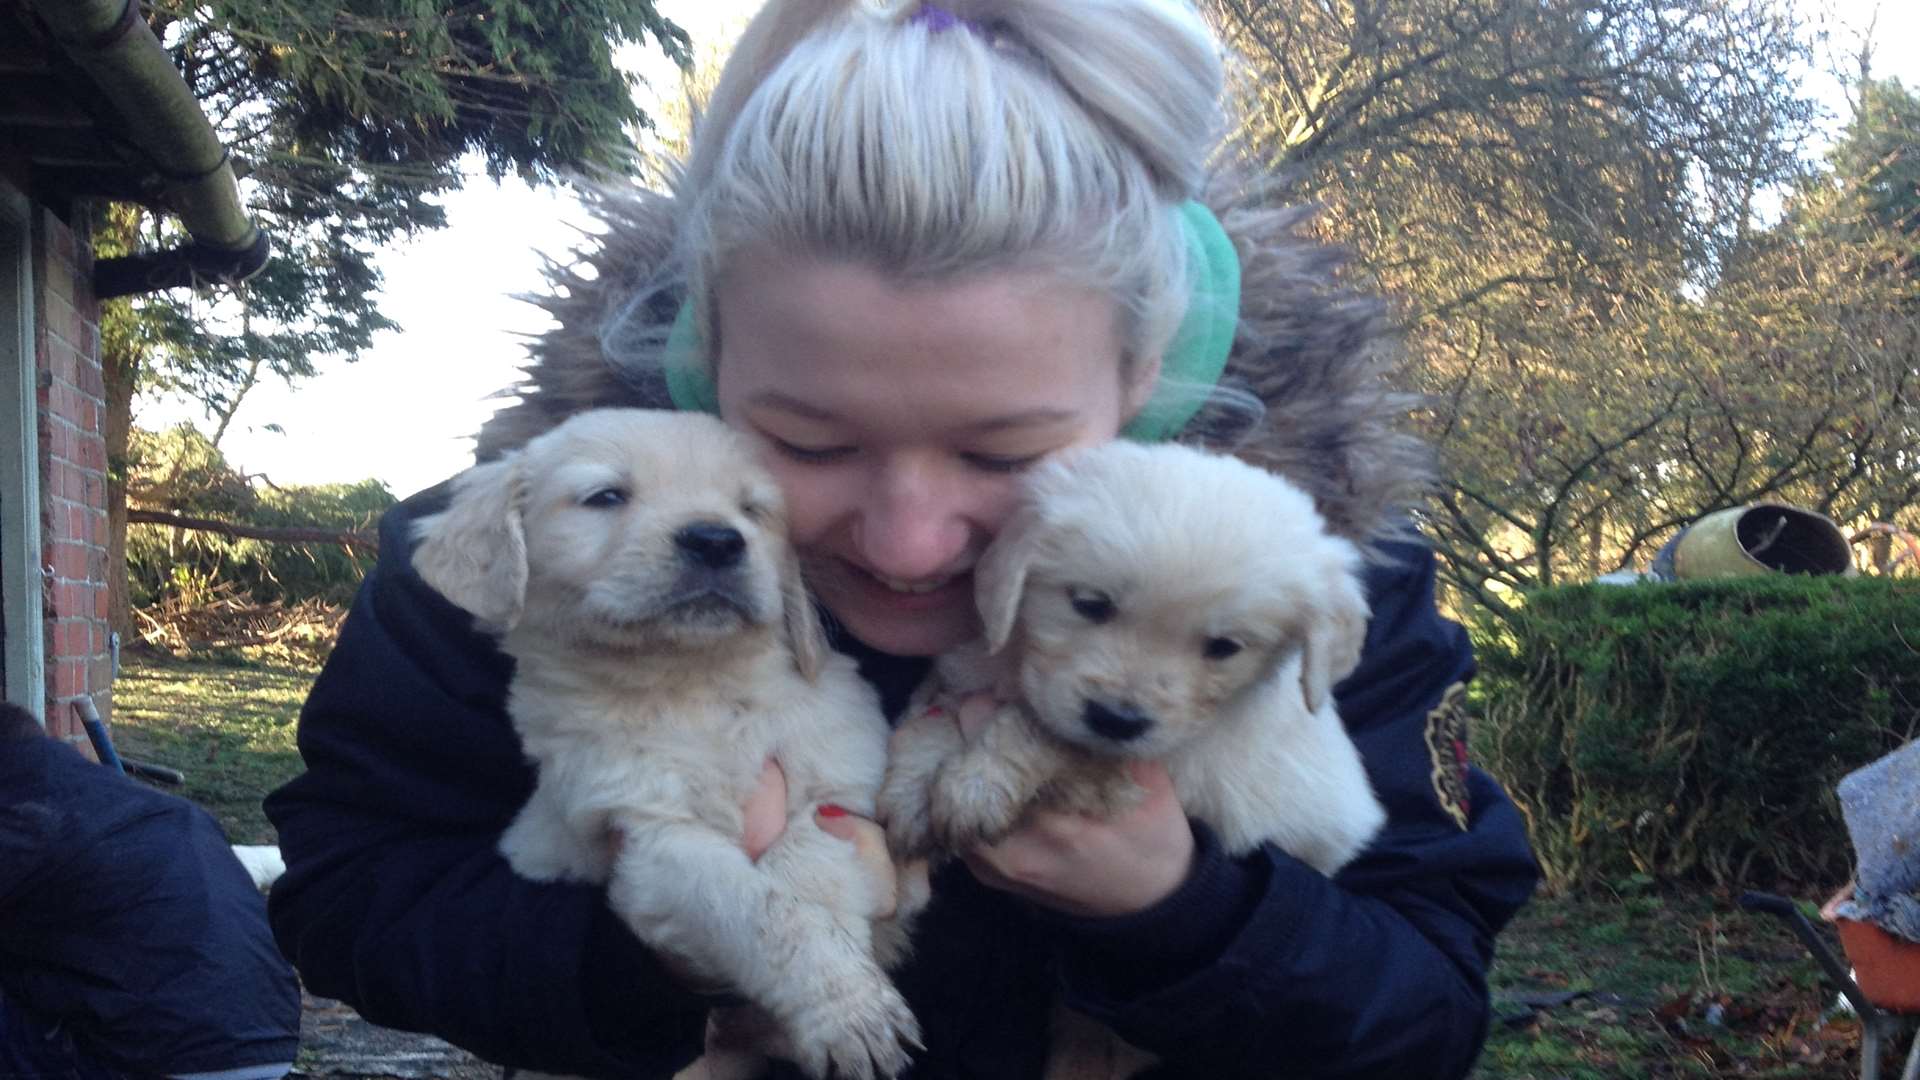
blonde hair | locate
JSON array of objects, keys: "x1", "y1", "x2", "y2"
[{"x1": 676, "y1": 0, "x2": 1226, "y2": 380}]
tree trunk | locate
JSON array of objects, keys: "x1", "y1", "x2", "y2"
[
  {"x1": 125, "y1": 509, "x2": 377, "y2": 552},
  {"x1": 102, "y1": 337, "x2": 136, "y2": 642}
]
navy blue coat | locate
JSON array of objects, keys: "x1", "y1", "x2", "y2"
[
  {"x1": 0, "y1": 724, "x2": 302, "y2": 1078},
  {"x1": 265, "y1": 486, "x2": 1538, "y2": 1079}
]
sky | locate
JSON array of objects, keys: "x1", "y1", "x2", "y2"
[{"x1": 141, "y1": 0, "x2": 1920, "y2": 498}]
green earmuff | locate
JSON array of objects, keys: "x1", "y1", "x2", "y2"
[{"x1": 661, "y1": 200, "x2": 1241, "y2": 442}]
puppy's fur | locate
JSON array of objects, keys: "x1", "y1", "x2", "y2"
[
  {"x1": 413, "y1": 409, "x2": 917, "y2": 1080},
  {"x1": 881, "y1": 440, "x2": 1387, "y2": 874},
  {"x1": 880, "y1": 442, "x2": 1387, "y2": 1080}
]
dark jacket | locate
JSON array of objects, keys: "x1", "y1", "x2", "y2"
[
  {"x1": 0, "y1": 725, "x2": 302, "y2": 1079},
  {"x1": 264, "y1": 487, "x2": 1538, "y2": 1080}
]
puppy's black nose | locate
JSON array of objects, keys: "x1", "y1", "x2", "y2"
[
  {"x1": 1083, "y1": 700, "x2": 1153, "y2": 742},
  {"x1": 674, "y1": 522, "x2": 746, "y2": 569}
]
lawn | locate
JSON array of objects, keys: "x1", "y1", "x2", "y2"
[
  {"x1": 107, "y1": 651, "x2": 1897, "y2": 1079},
  {"x1": 109, "y1": 649, "x2": 315, "y2": 844},
  {"x1": 1484, "y1": 888, "x2": 1877, "y2": 1079}
]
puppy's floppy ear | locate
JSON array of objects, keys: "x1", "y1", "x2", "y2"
[
  {"x1": 975, "y1": 502, "x2": 1045, "y2": 654},
  {"x1": 1300, "y1": 558, "x2": 1371, "y2": 713},
  {"x1": 780, "y1": 547, "x2": 828, "y2": 682},
  {"x1": 411, "y1": 456, "x2": 529, "y2": 631}
]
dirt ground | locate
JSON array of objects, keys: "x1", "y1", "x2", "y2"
[{"x1": 293, "y1": 993, "x2": 497, "y2": 1080}]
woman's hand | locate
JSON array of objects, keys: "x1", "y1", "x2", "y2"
[
  {"x1": 952, "y1": 694, "x2": 1195, "y2": 918},
  {"x1": 741, "y1": 759, "x2": 901, "y2": 919}
]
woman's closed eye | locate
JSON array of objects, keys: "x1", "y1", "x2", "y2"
[
  {"x1": 768, "y1": 437, "x2": 858, "y2": 465},
  {"x1": 961, "y1": 451, "x2": 1044, "y2": 474}
]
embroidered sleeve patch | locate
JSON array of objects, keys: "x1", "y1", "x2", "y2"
[{"x1": 1424, "y1": 681, "x2": 1473, "y2": 830}]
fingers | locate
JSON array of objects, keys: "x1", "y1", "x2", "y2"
[
  {"x1": 954, "y1": 692, "x2": 998, "y2": 737},
  {"x1": 742, "y1": 759, "x2": 789, "y2": 861},
  {"x1": 958, "y1": 775, "x2": 1194, "y2": 918},
  {"x1": 817, "y1": 806, "x2": 900, "y2": 919},
  {"x1": 1127, "y1": 758, "x2": 1176, "y2": 795}
]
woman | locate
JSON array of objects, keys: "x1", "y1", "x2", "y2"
[{"x1": 264, "y1": 1, "x2": 1538, "y2": 1077}]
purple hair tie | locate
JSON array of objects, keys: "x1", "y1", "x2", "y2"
[{"x1": 911, "y1": 3, "x2": 978, "y2": 34}]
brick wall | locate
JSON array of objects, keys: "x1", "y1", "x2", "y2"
[{"x1": 34, "y1": 206, "x2": 111, "y2": 744}]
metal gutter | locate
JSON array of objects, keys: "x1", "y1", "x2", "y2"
[{"x1": 26, "y1": 0, "x2": 269, "y2": 297}]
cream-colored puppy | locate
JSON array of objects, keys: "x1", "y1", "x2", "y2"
[
  {"x1": 412, "y1": 408, "x2": 918, "y2": 1080},
  {"x1": 881, "y1": 440, "x2": 1387, "y2": 875}
]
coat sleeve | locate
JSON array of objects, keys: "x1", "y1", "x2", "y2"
[
  {"x1": 263, "y1": 489, "x2": 712, "y2": 1079},
  {"x1": 1047, "y1": 538, "x2": 1540, "y2": 1079}
]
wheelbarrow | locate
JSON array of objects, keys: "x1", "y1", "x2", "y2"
[{"x1": 1741, "y1": 888, "x2": 1920, "y2": 1080}]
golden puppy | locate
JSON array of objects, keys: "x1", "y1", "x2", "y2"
[
  {"x1": 881, "y1": 440, "x2": 1386, "y2": 875},
  {"x1": 412, "y1": 408, "x2": 918, "y2": 1080}
]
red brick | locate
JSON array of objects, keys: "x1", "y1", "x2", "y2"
[
  {"x1": 41, "y1": 251, "x2": 73, "y2": 304},
  {"x1": 43, "y1": 213, "x2": 76, "y2": 264},
  {"x1": 46, "y1": 540, "x2": 85, "y2": 580},
  {"x1": 93, "y1": 587, "x2": 109, "y2": 620},
  {"x1": 51, "y1": 659, "x2": 80, "y2": 699},
  {"x1": 77, "y1": 364, "x2": 104, "y2": 400},
  {"x1": 42, "y1": 340, "x2": 75, "y2": 390},
  {"x1": 51, "y1": 463, "x2": 73, "y2": 502},
  {"x1": 44, "y1": 294, "x2": 79, "y2": 351}
]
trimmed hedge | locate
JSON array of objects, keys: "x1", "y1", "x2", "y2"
[{"x1": 1472, "y1": 576, "x2": 1920, "y2": 894}]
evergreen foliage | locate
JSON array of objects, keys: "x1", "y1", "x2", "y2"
[
  {"x1": 98, "y1": 0, "x2": 687, "y2": 633},
  {"x1": 1473, "y1": 576, "x2": 1920, "y2": 894}
]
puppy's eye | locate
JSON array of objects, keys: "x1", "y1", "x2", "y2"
[
  {"x1": 1067, "y1": 587, "x2": 1115, "y2": 624},
  {"x1": 1203, "y1": 637, "x2": 1244, "y2": 661},
  {"x1": 581, "y1": 488, "x2": 628, "y2": 508}
]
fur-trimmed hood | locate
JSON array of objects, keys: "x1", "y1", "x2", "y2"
[{"x1": 477, "y1": 172, "x2": 1431, "y2": 550}]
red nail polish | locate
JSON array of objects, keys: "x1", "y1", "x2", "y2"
[{"x1": 817, "y1": 804, "x2": 849, "y2": 818}]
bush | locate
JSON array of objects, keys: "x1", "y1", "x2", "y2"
[
  {"x1": 126, "y1": 425, "x2": 393, "y2": 609},
  {"x1": 1472, "y1": 575, "x2": 1920, "y2": 894}
]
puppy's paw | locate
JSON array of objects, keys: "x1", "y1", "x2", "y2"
[
  {"x1": 1048, "y1": 768, "x2": 1147, "y2": 821},
  {"x1": 787, "y1": 979, "x2": 921, "y2": 1080},
  {"x1": 878, "y1": 777, "x2": 939, "y2": 860},
  {"x1": 499, "y1": 813, "x2": 606, "y2": 883},
  {"x1": 929, "y1": 758, "x2": 1027, "y2": 851}
]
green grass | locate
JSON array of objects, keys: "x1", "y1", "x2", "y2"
[
  {"x1": 109, "y1": 649, "x2": 316, "y2": 843},
  {"x1": 105, "y1": 651, "x2": 1898, "y2": 1078},
  {"x1": 1480, "y1": 886, "x2": 1877, "y2": 1079}
]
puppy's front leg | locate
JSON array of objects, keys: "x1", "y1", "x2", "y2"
[
  {"x1": 607, "y1": 815, "x2": 919, "y2": 1080},
  {"x1": 878, "y1": 702, "x2": 967, "y2": 859},
  {"x1": 498, "y1": 779, "x2": 611, "y2": 883},
  {"x1": 930, "y1": 705, "x2": 1066, "y2": 851}
]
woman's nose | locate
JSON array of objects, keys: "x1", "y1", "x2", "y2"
[{"x1": 854, "y1": 462, "x2": 974, "y2": 580}]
